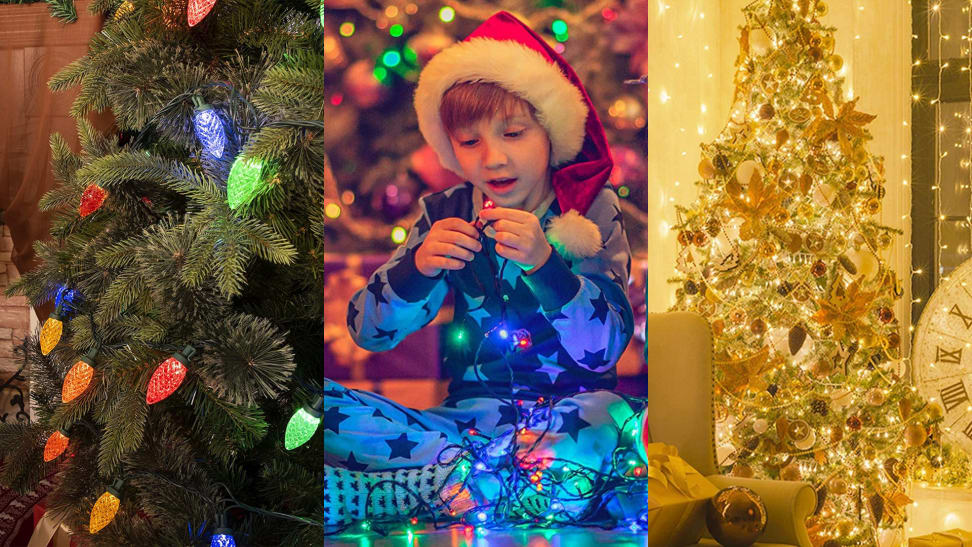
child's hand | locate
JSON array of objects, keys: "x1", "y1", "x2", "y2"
[
  {"x1": 478, "y1": 207, "x2": 552, "y2": 271},
  {"x1": 414, "y1": 218, "x2": 482, "y2": 277}
]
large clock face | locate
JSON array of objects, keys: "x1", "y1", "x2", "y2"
[{"x1": 913, "y1": 261, "x2": 972, "y2": 455}]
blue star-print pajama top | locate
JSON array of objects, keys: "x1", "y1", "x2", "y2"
[{"x1": 327, "y1": 182, "x2": 637, "y2": 495}]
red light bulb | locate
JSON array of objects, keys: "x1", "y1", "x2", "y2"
[
  {"x1": 43, "y1": 427, "x2": 70, "y2": 462},
  {"x1": 62, "y1": 348, "x2": 98, "y2": 403},
  {"x1": 145, "y1": 345, "x2": 197, "y2": 404},
  {"x1": 187, "y1": 0, "x2": 218, "y2": 26},
  {"x1": 79, "y1": 184, "x2": 108, "y2": 217}
]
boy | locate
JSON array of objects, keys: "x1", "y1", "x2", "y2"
[{"x1": 324, "y1": 11, "x2": 636, "y2": 527}]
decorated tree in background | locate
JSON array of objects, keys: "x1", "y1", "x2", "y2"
[
  {"x1": 324, "y1": 0, "x2": 656, "y2": 254},
  {"x1": 0, "y1": 1, "x2": 324, "y2": 544},
  {"x1": 671, "y1": 1, "x2": 944, "y2": 544}
]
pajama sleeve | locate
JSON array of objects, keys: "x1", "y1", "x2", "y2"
[
  {"x1": 522, "y1": 186, "x2": 634, "y2": 372},
  {"x1": 347, "y1": 197, "x2": 450, "y2": 351}
]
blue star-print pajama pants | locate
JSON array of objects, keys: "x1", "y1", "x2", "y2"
[{"x1": 323, "y1": 378, "x2": 640, "y2": 516}]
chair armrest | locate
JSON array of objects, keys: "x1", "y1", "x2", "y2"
[{"x1": 704, "y1": 475, "x2": 815, "y2": 547}]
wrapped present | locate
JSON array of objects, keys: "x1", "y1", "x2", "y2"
[
  {"x1": 910, "y1": 530, "x2": 972, "y2": 547},
  {"x1": 612, "y1": 442, "x2": 719, "y2": 546}
]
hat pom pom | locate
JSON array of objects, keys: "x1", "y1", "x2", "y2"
[{"x1": 545, "y1": 210, "x2": 602, "y2": 260}]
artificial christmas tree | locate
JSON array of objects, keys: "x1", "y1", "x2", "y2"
[
  {"x1": 0, "y1": 0, "x2": 324, "y2": 544},
  {"x1": 671, "y1": 1, "x2": 939, "y2": 544}
]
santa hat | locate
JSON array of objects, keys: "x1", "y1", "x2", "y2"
[{"x1": 414, "y1": 11, "x2": 614, "y2": 259}]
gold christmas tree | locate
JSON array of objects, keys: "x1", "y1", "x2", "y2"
[{"x1": 671, "y1": 1, "x2": 942, "y2": 544}]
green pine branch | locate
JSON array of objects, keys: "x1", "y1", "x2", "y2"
[{"x1": 45, "y1": 0, "x2": 77, "y2": 22}]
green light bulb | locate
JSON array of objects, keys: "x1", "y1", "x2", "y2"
[
  {"x1": 284, "y1": 396, "x2": 323, "y2": 450},
  {"x1": 227, "y1": 157, "x2": 267, "y2": 209}
]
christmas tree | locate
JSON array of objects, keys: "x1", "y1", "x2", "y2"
[
  {"x1": 0, "y1": 1, "x2": 324, "y2": 544},
  {"x1": 324, "y1": 0, "x2": 656, "y2": 255},
  {"x1": 671, "y1": 1, "x2": 939, "y2": 544}
]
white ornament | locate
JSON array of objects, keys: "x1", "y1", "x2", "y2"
[
  {"x1": 735, "y1": 160, "x2": 761, "y2": 186},
  {"x1": 793, "y1": 430, "x2": 816, "y2": 450},
  {"x1": 749, "y1": 28, "x2": 774, "y2": 56},
  {"x1": 753, "y1": 418, "x2": 769, "y2": 434}
]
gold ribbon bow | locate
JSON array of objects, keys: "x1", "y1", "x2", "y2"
[{"x1": 640, "y1": 443, "x2": 699, "y2": 497}]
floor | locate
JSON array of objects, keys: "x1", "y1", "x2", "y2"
[{"x1": 324, "y1": 526, "x2": 699, "y2": 546}]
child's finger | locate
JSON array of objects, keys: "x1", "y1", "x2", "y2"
[
  {"x1": 489, "y1": 219, "x2": 524, "y2": 234},
  {"x1": 438, "y1": 217, "x2": 480, "y2": 238},
  {"x1": 438, "y1": 230, "x2": 482, "y2": 253},
  {"x1": 493, "y1": 231, "x2": 522, "y2": 250},
  {"x1": 426, "y1": 241, "x2": 475, "y2": 261},
  {"x1": 494, "y1": 242, "x2": 523, "y2": 262},
  {"x1": 428, "y1": 256, "x2": 467, "y2": 271},
  {"x1": 479, "y1": 207, "x2": 529, "y2": 223}
]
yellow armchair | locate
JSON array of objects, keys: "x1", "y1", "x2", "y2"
[{"x1": 642, "y1": 312, "x2": 816, "y2": 547}]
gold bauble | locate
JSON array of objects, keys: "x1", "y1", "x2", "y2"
[
  {"x1": 750, "y1": 318, "x2": 767, "y2": 335},
  {"x1": 759, "y1": 103, "x2": 776, "y2": 120},
  {"x1": 731, "y1": 462, "x2": 755, "y2": 478},
  {"x1": 829, "y1": 477, "x2": 848, "y2": 495},
  {"x1": 776, "y1": 129, "x2": 790, "y2": 148},
  {"x1": 749, "y1": 28, "x2": 774, "y2": 56},
  {"x1": 705, "y1": 487, "x2": 767, "y2": 547},
  {"x1": 736, "y1": 160, "x2": 761, "y2": 186},
  {"x1": 904, "y1": 423, "x2": 928, "y2": 447},
  {"x1": 787, "y1": 420, "x2": 811, "y2": 441},
  {"x1": 821, "y1": 35, "x2": 835, "y2": 51},
  {"x1": 815, "y1": 2, "x2": 829, "y2": 17},
  {"x1": 879, "y1": 232, "x2": 893, "y2": 249},
  {"x1": 808, "y1": 46, "x2": 823, "y2": 62},
  {"x1": 730, "y1": 308, "x2": 747, "y2": 324},
  {"x1": 926, "y1": 402, "x2": 944, "y2": 420},
  {"x1": 779, "y1": 172, "x2": 798, "y2": 192},
  {"x1": 810, "y1": 359, "x2": 834, "y2": 377},
  {"x1": 780, "y1": 463, "x2": 802, "y2": 481},
  {"x1": 865, "y1": 198, "x2": 881, "y2": 215},
  {"x1": 865, "y1": 387, "x2": 887, "y2": 407},
  {"x1": 828, "y1": 55, "x2": 844, "y2": 72},
  {"x1": 836, "y1": 519, "x2": 854, "y2": 536},
  {"x1": 699, "y1": 157, "x2": 717, "y2": 179}
]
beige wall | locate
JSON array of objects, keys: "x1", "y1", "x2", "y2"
[{"x1": 641, "y1": 1, "x2": 912, "y2": 349}]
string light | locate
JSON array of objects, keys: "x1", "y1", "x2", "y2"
[
  {"x1": 39, "y1": 306, "x2": 64, "y2": 356},
  {"x1": 192, "y1": 96, "x2": 227, "y2": 159},
  {"x1": 43, "y1": 427, "x2": 70, "y2": 462},
  {"x1": 79, "y1": 184, "x2": 108, "y2": 217},
  {"x1": 227, "y1": 156, "x2": 268, "y2": 209},
  {"x1": 187, "y1": 0, "x2": 218, "y2": 27},
  {"x1": 89, "y1": 479, "x2": 124, "y2": 533},
  {"x1": 62, "y1": 348, "x2": 98, "y2": 403},
  {"x1": 145, "y1": 345, "x2": 197, "y2": 405},
  {"x1": 284, "y1": 396, "x2": 324, "y2": 450}
]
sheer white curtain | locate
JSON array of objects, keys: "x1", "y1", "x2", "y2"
[{"x1": 641, "y1": 0, "x2": 911, "y2": 347}]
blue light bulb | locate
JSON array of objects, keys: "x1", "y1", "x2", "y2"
[
  {"x1": 210, "y1": 531, "x2": 236, "y2": 547},
  {"x1": 193, "y1": 97, "x2": 227, "y2": 159}
]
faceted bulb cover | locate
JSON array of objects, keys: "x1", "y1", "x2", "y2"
[
  {"x1": 62, "y1": 360, "x2": 94, "y2": 403},
  {"x1": 193, "y1": 107, "x2": 227, "y2": 159},
  {"x1": 145, "y1": 357, "x2": 187, "y2": 404},
  {"x1": 210, "y1": 532, "x2": 237, "y2": 547},
  {"x1": 187, "y1": 0, "x2": 218, "y2": 26},
  {"x1": 39, "y1": 317, "x2": 63, "y2": 356},
  {"x1": 227, "y1": 157, "x2": 266, "y2": 209},
  {"x1": 43, "y1": 430, "x2": 69, "y2": 462},
  {"x1": 89, "y1": 491, "x2": 120, "y2": 533},
  {"x1": 79, "y1": 184, "x2": 108, "y2": 217},
  {"x1": 284, "y1": 407, "x2": 321, "y2": 450}
]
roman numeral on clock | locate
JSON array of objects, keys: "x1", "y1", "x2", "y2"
[
  {"x1": 951, "y1": 304, "x2": 972, "y2": 329},
  {"x1": 965, "y1": 421, "x2": 972, "y2": 441},
  {"x1": 940, "y1": 381, "x2": 970, "y2": 413},
  {"x1": 936, "y1": 346, "x2": 963, "y2": 365}
]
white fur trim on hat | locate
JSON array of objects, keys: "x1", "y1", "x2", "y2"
[
  {"x1": 415, "y1": 37, "x2": 589, "y2": 176},
  {"x1": 545, "y1": 209, "x2": 602, "y2": 260}
]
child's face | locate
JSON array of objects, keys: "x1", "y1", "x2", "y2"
[{"x1": 448, "y1": 104, "x2": 552, "y2": 211}]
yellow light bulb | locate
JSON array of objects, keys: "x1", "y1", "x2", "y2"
[
  {"x1": 40, "y1": 313, "x2": 64, "y2": 356},
  {"x1": 89, "y1": 480, "x2": 123, "y2": 533}
]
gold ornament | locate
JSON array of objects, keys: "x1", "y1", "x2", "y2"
[
  {"x1": 699, "y1": 157, "x2": 717, "y2": 179},
  {"x1": 705, "y1": 487, "x2": 767, "y2": 547},
  {"x1": 805, "y1": 95, "x2": 876, "y2": 158},
  {"x1": 787, "y1": 420, "x2": 811, "y2": 442},
  {"x1": 787, "y1": 107, "x2": 812, "y2": 124},
  {"x1": 716, "y1": 346, "x2": 773, "y2": 394},
  {"x1": 806, "y1": 233, "x2": 825, "y2": 253},
  {"x1": 926, "y1": 402, "x2": 944, "y2": 420},
  {"x1": 810, "y1": 359, "x2": 834, "y2": 377},
  {"x1": 722, "y1": 170, "x2": 784, "y2": 240},
  {"x1": 776, "y1": 129, "x2": 790, "y2": 148},
  {"x1": 780, "y1": 463, "x2": 802, "y2": 481},
  {"x1": 827, "y1": 55, "x2": 844, "y2": 72},
  {"x1": 865, "y1": 388, "x2": 887, "y2": 406},
  {"x1": 904, "y1": 423, "x2": 927, "y2": 447},
  {"x1": 731, "y1": 462, "x2": 755, "y2": 478},
  {"x1": 750, "y1": 318, "x2": 767, "y2": 335},
  {"x1": 749, "y1": 27, "x2": 774, "y2": 56},
  {"x1": 816, "y1": 2, "x2": 829, "y2": 16},
  {"x1": 812, "y1": 278, "x2": 879, "y2": 340},
  {"x1": 759, "y1": 103, "x2": 776, "y2": 120}
]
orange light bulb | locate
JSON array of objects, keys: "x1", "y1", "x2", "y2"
[
  {"x1": 62, "y1": 349, "x2": 98, "y2": 403},
  {"x1": 43, "y1": 427, "x2": 70, "y2": 462}
]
